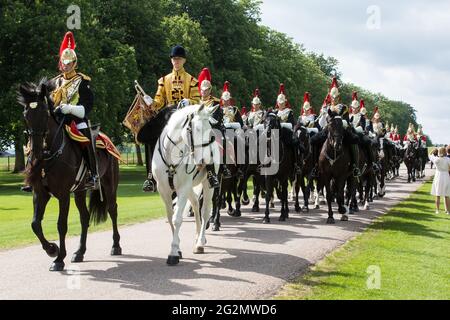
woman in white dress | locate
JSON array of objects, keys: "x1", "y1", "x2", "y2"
[{"x1": 429, "y1": 147, "x2": 450, "y2": 214}]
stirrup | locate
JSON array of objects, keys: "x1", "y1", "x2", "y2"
[
  {"x1": 143, "y1": 178, "x2": 157, "y2": 193},
  {"x1": 21, "y1": 185, "x2": 33, "y2": 193},
  {"x1": 207, "y1": 171, "x2": 219, "y2": 189},
  {"x1": 85, "y1": 175, "x2": 100, "y2": 190},
  {"x1": 222, "y1": 166, "x2": 233, "y2": 178}
]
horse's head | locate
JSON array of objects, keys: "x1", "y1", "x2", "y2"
[
  {"x1": 181, "y1": 104, "x2": 216, "y2": 165},
  {"x1": 263, "y1": 111, "x2": 280, "y2": 137},
  {"x1": 18, "y1": 78, "x2": 50, "y2": 161},
  {"x1": 327, "y1": 108, "x2": 344, "y2": 153}
]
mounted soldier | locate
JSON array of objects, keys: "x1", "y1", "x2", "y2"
[
  {"x1": 245, "y1": 89, "x2": 265, "y2": 129},
  {"x1": 311, "y1": 77, "x2": 361, "y2": 178},
  {"x1": 403, "y1": 123, "x2": 418, "y2": 148},
  {"x1": 274, "y1": 83, "x2": 302, "y2": 174},
  {"x1": 22, "y1": 31, "x2": 98, "y2": 193},
  {"x1": 416, "y1": 126, "x2": 427, "y2": 149},
  {"x1": 299, "y1": 92, "x2": 319, "y2": 133},
  {"x1": 197, "y1": 68, "x2": 232, "y2": 187},
  {"x1": 350, "y1": 95, "x2": 379, "y2": 173},
  {"x1": 140, "y1": 45, "x2": 201, "y2": 192}
]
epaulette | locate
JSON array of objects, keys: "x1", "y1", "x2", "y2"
[{"x1": 77, "y1": 72, "x2": 91, "y2": 81}]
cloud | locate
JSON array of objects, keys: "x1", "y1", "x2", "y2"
[{"x1": 260, "y1": 0, "x2": 450, "y2": 143}]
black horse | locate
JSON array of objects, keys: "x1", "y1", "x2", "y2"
[
  {"x1": 19, "y1": 79, "x2": 121, "y2": 271},
  {"x1": 317, "y1": 110, "x2": 352, "y2": 224},
  {"x1": 261, "y1": 112, "x2": 295, "y2": 223},
  {"x1": 404, "y1": 141, "x2": 419, "y2": 183}
]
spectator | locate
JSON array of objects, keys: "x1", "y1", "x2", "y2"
[{"x1": 429, "y1": 148, "x2": 450, "y2": 214}]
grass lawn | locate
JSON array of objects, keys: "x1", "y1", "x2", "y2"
[
  {"x1": 276, "y1": 180, "x2": 450, "y2": 300},
  {"x1": 0, "y1": 166, "x2": 167, "y2": 249}
]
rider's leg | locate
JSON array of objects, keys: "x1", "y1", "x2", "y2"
[
  {"x1": 143, "y1": 144, "x2": 157, "y2": 192},
  {"x1": 80, "y1": 128, "x2": 99, "y2": 190}
]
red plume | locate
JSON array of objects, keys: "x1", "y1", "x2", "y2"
[
  {"x1": 59, "y1": 31, "x2": 76, "y2": 57},
  {"x1": 352, "y1": 91, "x2": 358, "y2": 101},
  {"x1": 279, "y1": 83, "x2": 286, "y2": 95},
  {"x1": 223, "y1": 81, "x2": 230, "y2": 92},
  {"x1": 374, "y1": 106, "x2": 379, "y2": 114},
  {"x1": 254, "y1": 88, "x2": 260, "y2": 97},
  {"x1": 303, "y1": 92, "x2": 310, "y2": 103},
  {"x1": 360, "y1": 99, "x2": 365, "y2": 109},
  {"x1": 323, "y1": 93, "x2": 331, "y2": 106},
  {"x1": 330, "y1": 77, "x2": 338, "y2": 90},
  {"x1": 197, "y1": 68, "x2": 212, "y2": 92},
  {"x1": 241, "y1": 106, "x2": 247, "y2": 115}
]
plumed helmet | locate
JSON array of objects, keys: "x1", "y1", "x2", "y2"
[
  {"x1": 198, "y1": 68, "x2": 212, "y2": 92},
  {"x1": 329, "y1": 77, "x2": 339, "y2": 99},
  {"x1": 59, "y1": 31, "x2": 77, "y2": 67},
  {"x1": 221, "y1": 81, "x2": 231, "y2": 101},
  {"x1": 252, "y1": 88, "x2": 261, "y2": 105}
]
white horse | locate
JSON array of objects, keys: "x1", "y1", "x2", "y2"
[{"x1": 152, "y1": 104, "x2": 220, "y2": 265}]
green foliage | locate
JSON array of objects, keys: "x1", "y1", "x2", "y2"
[{"x1": 0, "y1": 0, "x2": 424, "y2": 151}]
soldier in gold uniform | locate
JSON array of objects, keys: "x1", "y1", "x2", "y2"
[{"x1": 142, "y1": 45, "x2": 201, "y2": 192}]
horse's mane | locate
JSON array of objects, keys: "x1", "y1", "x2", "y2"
[
  {"x1": 18, "y1": 78, "x2": 49, "y2": 190},
  {"x1": 166, "y1": 104, "x2": 202, "y2": 131}
]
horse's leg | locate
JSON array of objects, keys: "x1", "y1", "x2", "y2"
[
  {"x1": 336, "y1": 180, "x2": 348, "y2": 221},
  {"x1": 106, "y1": 187, "x2": 122, "y2": 256},
  {"x1": 232, "y1": 178, "x2": 241, "y2": 217},
  {"x1": 167, "y1": 192, "x2": 187, "y2": 264},
  {"x1": 226, "y1": 184, "x2": 235, "y2": 216},
  {"x1": 31, "y1": 192, "x2": 58, "y2": 258},
  {"x1": 279, "y1": 179, "x2": 289, "y2": 221},
  {"x1": 252, "y1": 176, "x2": 260, "y2": 212},
  {"x1": 240, "y1": 173, "x2": 250, "y2": 205},
  {"x1": 263, "y1": 176, "x2": 272, "y2": 224},
  {"x1": 195, "y1": 182, "x2": 213, "y2": 253},
  {"x1": 72, "y1": 191, "x2": 89, "y2": 263},
  {"x1": 187, "y1": 189, "x2": 201, "y2": 250},
  {"x1": 49, "y1": 195, "x2": 70, "y2": 271},
  {"x1": 295, "y1": 175, "x2": 301, "y2": 213},
  {"x1": 324, "y1": 180, "x2": 335, "y2": 224}
]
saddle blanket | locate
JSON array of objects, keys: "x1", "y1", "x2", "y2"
[{"x1": 65, "y1": 121, "x2": 122, "y2": 161}]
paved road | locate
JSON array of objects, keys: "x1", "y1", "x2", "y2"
[{"x1": 0, "y1": 167, "x2": 432, "y2": 300}]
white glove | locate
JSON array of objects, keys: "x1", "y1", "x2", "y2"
[
  {"x1": 60, "y1": 104, "x2": 85, "y2": 118},
  {"x1": 143, "y1": 95, "x2": 153, "y2": 106}
]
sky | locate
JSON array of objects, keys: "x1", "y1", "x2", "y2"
[{"x1": 260, "y1": 0, "x2": 450, "y2": 144}]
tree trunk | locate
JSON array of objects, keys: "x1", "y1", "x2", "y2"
[
  {"x1": 135, "y1": 143, "x2": 143, "y2": 166},
  {"x1": 13, "y1": 136, "x2": 25, "y2": 173}
]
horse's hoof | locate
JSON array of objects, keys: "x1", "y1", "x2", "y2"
[
  {"x1": 326, "y1": 217, "x2": 335, "y2": 224},
  {"x1": 167, "y1": 255, "x2": 180, "y2": 266},
  {"x1": 295, "y1": 205, "x2": 301, "y2": 213},
  {"x1": 320, "y1": 200, "x2": 326, "y2": 205},
  {"x1": 263, "y1": 217, "x2": 270, "y2": 224},
  {"x1": 194, "y1": 247, "x2": 204, "y2": 254},
  {"x1": 227, "y1": 209, "x2": 235, "y2": 216},
  {"x1": 233, "y1": 210, "x2": 241, "y2": 217},
  {"x1": 315, "y1": 205, "x2": 320, "y2": 210},
  {"x1": 178, "y1": 251, "x2": 183, "y2": 259},
  {"x1": 270, "y1": 203, "x2": 275, "y2": 209},
  {"x1": 49, "y1": 262, "x2": 65, "y2": 272},
  {"x1": 279, "y1": 216, "x2": 286, "y2": 222},
  {"x1": 302, "y1": 206, "x2": 309, "y2": 213},
  {"x1": 341, "y1": 214, "x2": 349, "y2": 222},
  {"x1": 111, "y1": 247, "x2": 122, "y2": 256},
  {"x1": 71, "y1": 254, "x2": 84, "y2": 263},
  {"x1": 364, "y1": 205, "x2": 370, "y2": 210},
  {"x1": 354, "y1": 206, "x2": 359, "y2": 213},
  {"x1": 252, "y1": 206, "x2": 260, "y2": 212},
  {"x1": 45, "y1": 243, "x2": 60, "y2": 258},
  {"x1": 213, "y1": 225, "x2": 220, "y2": 232},
  {"x1": 242, "y1": 198, "x2": 250, "y2": 206}
]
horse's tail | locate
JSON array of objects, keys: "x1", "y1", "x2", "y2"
[{"x1": 89, "y1": 187, "x2": 108, "y2": 225}]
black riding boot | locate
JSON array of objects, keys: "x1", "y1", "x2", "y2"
[
  {"x1": 206, "y1": 164, "x2": 219, "y2": 189},
  {"x1": 80, "y1": 128, "x2": 99, "y2": 190},
  {"x1": 350, "y1": 144, "x2": 361, "y2": 178},
  {"x1": 143, "y1": 144, "x2": 157, "y2": 192}
]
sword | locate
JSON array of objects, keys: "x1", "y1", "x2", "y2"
[{"x1": 88, "y1": 120, "x2": 103, "y2": 202}]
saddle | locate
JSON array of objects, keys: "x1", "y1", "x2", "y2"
[{"x1": 65, "y1": 121, "x2": 122, "y2": 161}]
